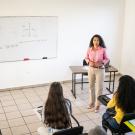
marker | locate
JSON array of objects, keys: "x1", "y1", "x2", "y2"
[
  {"x1": 24, "y1": 58, "x2": 30, "y2": 61},
  {"x1": 42, "y1": 57, "x2": 47, "y2": 59}
]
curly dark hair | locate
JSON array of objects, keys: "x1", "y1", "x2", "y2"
[
  {"x1": 89, "y1": 34, "x2": 106, "y2": 48},
  {"x1": 115, "y1": 75, "x2": 135, "y2": 113},
  {"x1": 44, "y1": 82, "x2": 71, "y2": 129}
]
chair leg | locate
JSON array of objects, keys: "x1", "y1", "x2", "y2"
[{"x1": 81, "y1": 74, "x2": 83, "y2": 90}]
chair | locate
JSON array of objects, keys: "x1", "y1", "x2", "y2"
[
  {"x1": 53, "y1": 126, "x2": 83, "y2": 135},
  {"x1": 81, "y1": 59, "x2": 88, "y2": 90},
  {"x1": 65, "y1": 98, "x2": 80, "y2": 126},
  {"x1": 102, "y1": 113, "x2": 135, "y2": 135},
  {"x1": 104, "y1": 60, "x2": 110, "y2": 68}
]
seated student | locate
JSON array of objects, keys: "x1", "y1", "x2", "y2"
[
  {"x1": 37, "y1": 82, "x2": 72, "y2": 135},
  {"x1": 88, "y1": 126, "x2": 107, "y2": 135},
  {"x1": 102, "y1": 75, "x2": 135, "y2": 131}
]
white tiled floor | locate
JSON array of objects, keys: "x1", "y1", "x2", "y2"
[{"x1": 0, "y1": 76, "x2": 121, "y2": 135}]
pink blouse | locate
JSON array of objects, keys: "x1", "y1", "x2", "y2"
[{"x1": 85, "y1": 47, "x2": 109, "y2": 65}]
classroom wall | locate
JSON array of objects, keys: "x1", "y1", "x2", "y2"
[
  {"x1": 0, "y1": 0, "x2": 124, "y2": 89},
  {"x1": 121, "y1": 0, "x2": 135, "y2": 77}
]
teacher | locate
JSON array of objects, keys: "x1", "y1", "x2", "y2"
[{"x1": 85, "y1": 34, "x2": 109, "y2": 113}]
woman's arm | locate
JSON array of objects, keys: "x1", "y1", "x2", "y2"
[
  {"x1": 103, "y1": 48, "x2": 109, "y2": 65},
  {"x1": 85, "y1": 48, "x2": 90, "y2": 64},
  {"x1": 107, "y1": 95, "x2": 116, "y2": 108}
]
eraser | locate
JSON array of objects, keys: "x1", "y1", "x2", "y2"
[{"x1": 24, "y1": 58, "x2": 30, "y2": 61}]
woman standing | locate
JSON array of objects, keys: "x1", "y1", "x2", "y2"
[{"x1": 85, "y1": 34, "x2": 109, "y2": 113}]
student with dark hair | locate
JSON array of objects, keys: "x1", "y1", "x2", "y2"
[
  {"x1": 88, "y1": 126, "x2": 107, "y2": 135},
  {"x1": 37, "y1": 82, "x2": 71, "y2": 135},
  {"x1": 102, "y1": 75, "x2": 135, "y2": 131},
  {"x1": 85, "y1": 34, "x2": 109, "y2": 112}
]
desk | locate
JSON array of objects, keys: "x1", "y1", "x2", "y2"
[
  {"x1": 98, "y1": 94, "x2": 112, "y2": 106},
  {"x1": 69, "y1": 65, "x2": 118, "y2": 98}
]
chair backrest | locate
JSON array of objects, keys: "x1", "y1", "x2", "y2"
[
  {"x1": 119, "y1": 113, "x2": 135, "y2": 133},
  {"x1": 104, "y1": 60, "x2": 110, "y2": 68},
  {"x1": 83, "y1": 59, "x2": 88, "y2": 66},
  {"x1": 65, "y1": 98, "x2": 80, "y2": 127},
  {"x1": 53, "y1": 126, "x2": 83, "y2": 135},
  {"x1": 82, "y1": 59, "x2": 88, "y2": 76}
]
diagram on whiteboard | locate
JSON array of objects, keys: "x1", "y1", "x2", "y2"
[
  {"x1": 0, "y1": 16, "x2": 58, "y2": 62},
  {"x1": 22, "y1": 23, "x2": 37, "y2": 37}
]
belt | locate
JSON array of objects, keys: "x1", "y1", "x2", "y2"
[{"x1": 90, "y1": 66, "x2": 105, "y2": 69}]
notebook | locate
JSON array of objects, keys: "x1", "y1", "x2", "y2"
[{"x1": 129, "y1": 119, "x2": 135, "y2": 126}]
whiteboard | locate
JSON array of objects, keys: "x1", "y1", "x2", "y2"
[{"x1": 0, "y1": 16, "x2": 58, "y2": 62}]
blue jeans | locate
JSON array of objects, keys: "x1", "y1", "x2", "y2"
[{"x1": 102, "y1": 111, "x2": 119, "y2": 132}]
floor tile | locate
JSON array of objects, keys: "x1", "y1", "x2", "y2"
[
  {"x1": 0, "y1": 113, "x2": 6, "y2": 121},
  {"x1": 11, "y1": 125, "x2": 30, "y2": 135},
  {"x1": 8, "y1": 117, "x2": 25, "y2": 127},
  {"x1": 3, "y1": 106, "x2": 18, "y2": 113},
  {"x1": 31, "y1": 132, "x2": 39, "y2": 135},
  {"x1": 1, "y1": 100, "x2": 16, "y2": 107},
  {"x1": 1, "y1": 128, "x2": 12, "y2": 135},
  {"x1": 23, "y1": 115, "x2": 40, "y2": 124},
  {"x1": 0, "y1": 106, "x2": 4, "y2": 113},
  {"x1": 20, "y1": 109, "x2": 35, "y2": 117},
  {"x1": 0, "y1": 120, "x2": 9, "y2": 129},
  {"x1": 6, "y1": 111, "x2": 22, "y2": 120},
  {"x1": 17, "y1": 103, "x2": 32, "y2": 111},
  {"x1": 14, "y1": 98, "x2": 29, "y2": 105},
  {"x1": 27, "y1": 122, "x2": 44, "y2": 132},
  {"x1": 75, "y1": 113, "x2": 90, "y2": 122}
]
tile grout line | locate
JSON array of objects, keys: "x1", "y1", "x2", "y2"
[
  {"x1": 9, "y1": 90, "x2": 32, "y2": 135},
  {"x1": 0, "y1": 91, "x2": 13, "y2": 135}
]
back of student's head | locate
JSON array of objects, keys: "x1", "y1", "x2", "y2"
[
  {"x1": 116, "y1": 75, "x2": 135, "y2": 113},
  {"x1": 88, "y1": 126, "x2": 107, "y2": 135},
  {"x1": 44, "y1": 82, "x2": 71, "y2": 129}
]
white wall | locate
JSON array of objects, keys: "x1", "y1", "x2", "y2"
[
  {"x1": 121, "y1": 0, "x2": 135, "y2": 77},
  {"x1": 0, "y1": 0, "x2": 124, "y2": 89}
]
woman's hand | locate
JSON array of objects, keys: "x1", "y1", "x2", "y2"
[
  {"x1": 94, "y1": 61, "x2": 104, "y2": 67},
  {"x1": 89, "y1": 61, "x2": 95, "y2": 67}
]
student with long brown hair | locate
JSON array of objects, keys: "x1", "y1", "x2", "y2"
[{"x1": 38, "y1": 82, "x2": 71, "y2": 135}]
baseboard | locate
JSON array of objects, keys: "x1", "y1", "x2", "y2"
[{"x1": 0, "y1": 73, "x2": 122, "y2": 92}]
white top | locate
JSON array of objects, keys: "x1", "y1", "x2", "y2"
[{"x1": 38, "y1": 126, "x2": 60, "y2": 135}]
